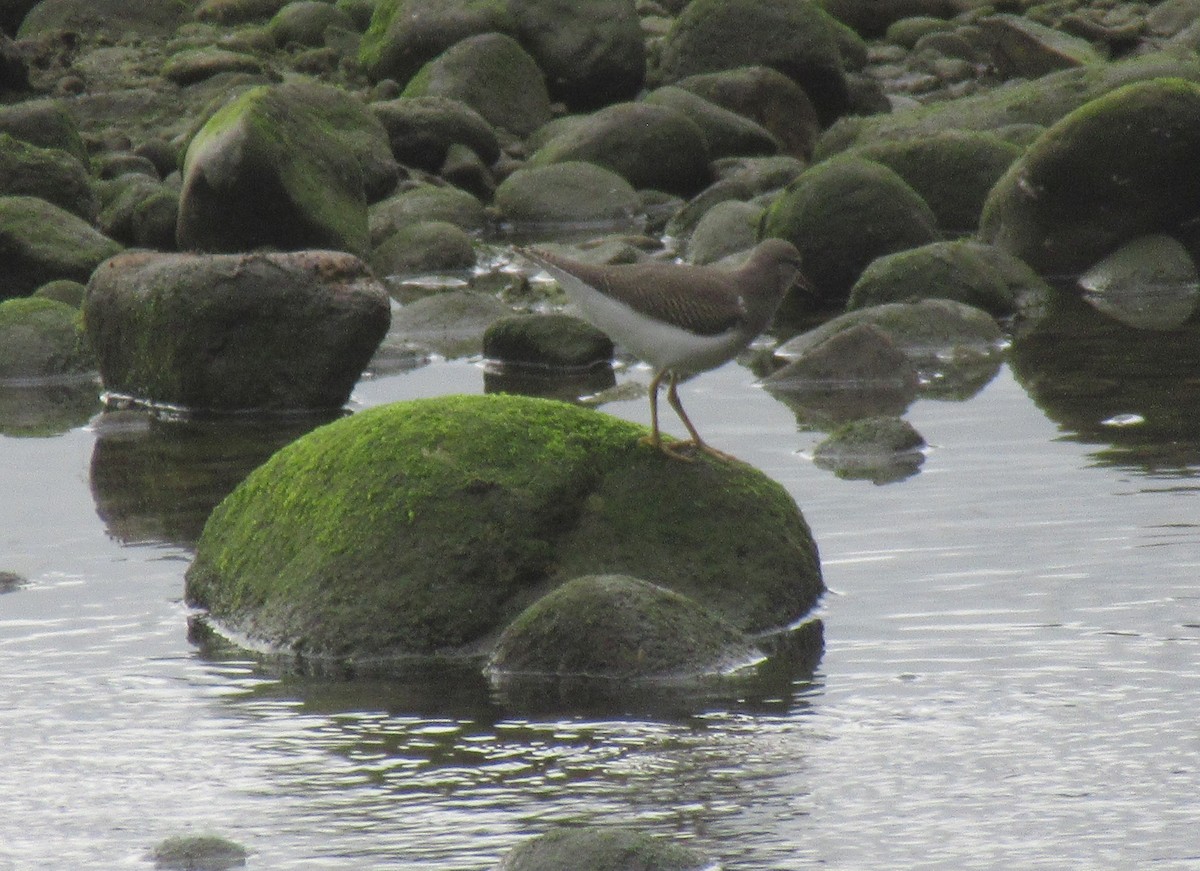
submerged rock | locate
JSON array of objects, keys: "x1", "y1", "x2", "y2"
[
  {"x1": 185, "y1": 394, "x2": 823, "y2": 666},
  {"x1": 150, "y1": 833, "x2": 247, "y2": 871},
  {"x1": 83, "y1": 250, "x2": 389, "y2": 411},
  {"x1": 488, "y1": 574, "x2": 762, "y2": 680},
  {"x1": 482, "y1": 313, "x2": 614, "y2": 370},
  {"x1": 813, "y1": 414, "x2": 926, "y2": 484},
  {"x1": 496, "y1": 826, "x2": 710, "y2": 871},
  {"x1": 1078, "y1": 234, "x2": 1200, "y2": 330}
]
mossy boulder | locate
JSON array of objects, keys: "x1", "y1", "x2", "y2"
[
  {"x1": 507, "y1": 0, "x2": 645, "y2": 110},
  {"x1": 400, "y1": 32, "x2": 551, "y2": 138},
  {"x1": 643, "y1": 85, "x2": 780, "y2": 160},
  {"x1": 0, "y1": 99, "x2": 87, "y2": 164},
  {"x1": 177, "y1": 82, "x2": 398, "y2": 256},
  {"x1": 370, "y1": 219, "x2": 476, "y2": 275},
  {"x1": 847, "y1": 239, "x2": 1050, "y2": 317},
  {"x1": 370, "y1": 96, "x2": 500, "y2": 173},
  {"x1": 195, "y1": 0, "x2": 291, "y2": 24},
  {"x1": 656, "y1": 0, "x2": 850, "y2": 126},
  {"x1": 979, "y1": 78, "x2": 1200, "y2": 276},
  {"x1": 368, "y1": 182, "x2": 488, "y2": 245},
  {"x1": 817, "y1": 49, "x2": 1200, "y2": 156},
  {"x1": 488, "y1": 574, "x2": 761, "y2": 679},
  {"x1": 184, "y1": 394, "x2": 823, "y2": 664},
  {"x1": 529, "y1": 102, "x2": 711, "y2": 197},
  {"x1": 359, "y1": 0, "x2": 518, "y2": 84},
  {"x1": 493, "y1": 161, "x2": 641, "y2": 227},
  {"x1": 267, "y1": 0, "x2": 356, "y2": 47},
  {"x1": 675, "y1": 66, "x2": 822, "y2": 161},
  {"x1": 496, "y1": 826, "x2": 710, "y2": 871},
  {"x1": 0, "y1": 195, "x2": 123, "y2": 300},
  {"x1": 482, "y1": 313, "x2": 613, "y2": 368},
  {"x1": 161, "y1": 47, "x2": 266, "y2": 86},
  {"x1": 761, "y1": 155, "x2": 938, "y2": 312},
  {"x1": 0, "y1": 134, "x2": 97, "y2": 220},
  {"x1": 846, "y1": 131, "x2": 1023, "y2": 233},
  {"x1": 16, "y1": 0, "x2": 192, "y2": 37},
  {"x1": 813, "y1": 414, "x2": 926, "y2": 484},
  {"x1": 0, "y1": 297, "x2": 94, "y2": 380},
  {"x1": 978, "y1": 14, "x2": 1106, "y2": 79},
  {"x1": 83, "y1": 250, "x2": 390, "y2": 411}
]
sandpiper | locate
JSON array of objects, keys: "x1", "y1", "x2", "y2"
[{"x1": 520, "y1": 238, "x2": 805, "y2": 461}]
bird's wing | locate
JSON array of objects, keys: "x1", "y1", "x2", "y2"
[{"x1": 521, "y1": 248, "x2": 744, "y2": 337}]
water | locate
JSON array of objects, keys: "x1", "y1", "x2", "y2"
[{"x1": 2, "y1": 308, "x2": 1200, "y2": 868}]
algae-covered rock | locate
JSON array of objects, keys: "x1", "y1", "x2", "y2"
[
  {"x1": 83, "y1": 250, "x2": 389, "y2": 411},
  {"x1": 813, "y1": 414, "x2": 926, "y2": 484},
  {"x1": 656, "y1": 0, "x2": 850, "y2": 126},
  {"x1": 0, "y1": 297, "x2": 94, "y2": 380},
  {"x1": 177, "y1": 81, "x2": 398, "y2": 256},
  {"x1": 847, "y1": 130, "x2": 1023, "y2": 233},
  {"x1": 643, "y1": 85, "x2": 780, "y2": 160},
  {"x1": 368, "y1": 183, "x2": 488, "y2": 244},
  {"x1": 184, "y1": 394, "x2": 823, "y2": 664},
  {"x1": 370, "y1": 219, "x2": 476, "y2": 275},
  {"x1": 17, "y1": 0, "x2": 191, "y2": 37},
  {"x1": 496, "y1": 826, "x2": 710, "y2": 871},
  {"x1": 150, "y1": 833, "x2": 248, "y2": 871},
  {"x1": 482, "y1": 313, "x2": 614, "y2": 369},
  {"x1": 978, "y1": 14, "x2": 1106, "y2": 79},
  {"x1": 401, "y1": 32, "x2": 552, "y2": 138},
  {"x1": 359, "y1": 0, "x2": 518, "y2": 85},
  {"x1": 1077, "y1": 234, "x2": 1200, "y2": 331},
  {"x1": 493, "y1": 161, "x2": 641, "y2": 227},
  {"x1": 529, "y1": 102, "x2": 711, "y2": 197},
  {"x1": 847, "y1": 239, "x2": 1049, "y2": 316},
  {"x1": 267, "y1": 0, "x2": 356, "y2": 47},
  {"x1": 0, "y1": 99, "x2": 87, "y2": 164},
  {"x1": 675, "y1": 65, "x2": 822, "y2": 161},
  {"x1": 0, "y1": 134, "x2": 97, "y2": 220},
  {"x1": 507, "y1": 0, "x2": 645, "y2": 110},
  {"x1": 979, "y1": 78, "x2": 1200, "y2": 277},
  {"x1": 761, "y1": 155, "x2": 938, "y2": 312},
  {"x1": 0, "y1": 195, "x2": 123, "y2": 300},
  {"x1": 370, "y1": 96, "x2": 500, "y2": 173},
  {"x1": 488, "y1": 574, "x2": 761, "y2": 679}
]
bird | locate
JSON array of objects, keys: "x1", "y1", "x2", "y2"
[{"x1": 519, "y1": 238, "x2": 806, "y2": 461}]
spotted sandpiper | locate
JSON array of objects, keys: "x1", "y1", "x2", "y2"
[{"x1": 519, "y1": 238, "x2": 805, "y2": 461}]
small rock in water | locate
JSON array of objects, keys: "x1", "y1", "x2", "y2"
[
  {"x1": 0, "y1": 570, "x2": 29, "y2": 593},
  {"x1": 1078, "y1": 234, "x2": 1200, "y2": 330},
  {"x1": 813, "y1": 415, "x2": 926, "y2": 485},
  {"x1": 150, "y1": 833, "x2": 247, "y2": 870}
]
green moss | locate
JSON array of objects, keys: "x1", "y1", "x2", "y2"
[
  {"x1": 0, "y1": 297, "x2": 94, "y2": 378},
  {"x1": 186, "y1": 394, "x2": 823, "y2": 663}
]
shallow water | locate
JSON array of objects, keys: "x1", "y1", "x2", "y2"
[{"x1": 3, "y1": 303, "x2": 1200, "y2": 868}]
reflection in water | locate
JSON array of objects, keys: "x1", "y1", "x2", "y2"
[
  {"x1": 1011, "y1": 292, "x2": 1200, "y2": 471},
  {"x1": 483, "y1": 362, "x2": 616, "y2": 404},
  {"x1": 89, "y1": 410, "x2": 335, "y2": 548}
]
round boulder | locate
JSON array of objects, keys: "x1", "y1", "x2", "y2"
[
  {"x1": 0, "y1": 297, "x2": 93, "y2": 380},
  {"x1": 482, "y1": 313, "x2": 614, "y2": 369},
  {"x1": 493, "y1": 161, "x2": 641, "y2": 227},
  {"x1": 370, "y1": 96, "x2": 500, "y2": 173},
  {"x1": 184, "y1": 394, "x2": 823, "y2": 664},
  {"x1": 529, "y1": 102, "x2": 711, "y2": 197},
  {"x1": 496, "y1": 826, "x2": 710, "y2": 871},
  {"x1": 761, "y1": 155, "x2": 938, "y2": 312},
  {"x1": 847, "y1": 239, "x2": 1050, "y2": 316},
  {"x1": 488, "y1": 574, "x2": 762, "y2": 679},
  {"x1": 400, "y1": 32, "x2": 552, "y2": 138},
  {"x1": 83, "y1": 250, "x2": 390, "y2": 411},
  {"x1": 0, "y1": 133, "x2": 96, "y2": 220},
  {"x1": 979, "y1": 78, "x2": 1200, "y2": 276},
  {"x1": 0, "y1": 195, "x2": 122, "y2": 300},
  {"x1": 656, "y1": 0, "x2": 850, "y2": 126}
]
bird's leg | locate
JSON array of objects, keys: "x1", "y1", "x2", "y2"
[
  {"x1": 666, "y1": 374, "x2": 737, "y2": 462},
  {"x1": 638, "y1": 370, "x2": 695, "y2": 461}
]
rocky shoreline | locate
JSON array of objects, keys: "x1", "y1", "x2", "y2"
[{"x1": 5, "y1": 1, "x2": 1200, "y2": 866}]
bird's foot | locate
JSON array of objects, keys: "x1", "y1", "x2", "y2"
[
  {"x1": 686, "y1": 440, "x2": 739, "y2": 463},
  {"x1": 638, "y1": 433, "x2": 696, "y2": 462}
]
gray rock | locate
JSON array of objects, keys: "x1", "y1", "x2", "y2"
[
  {"x1": 384, "y1": 289, "x2": 511, "y2": 359},
  {"x1": 17, "y1": 0, "x2": 191, "y2": 37},
  {"x1": 685, "y1": 199, "x2": 763, "y2": 265},
  {"x1": 401, "y1": 32, "x2": 552, "y2": 138},
  {"x1": 0, "y1": 195, "x2": 122, "y2": 300},
  {"x1": 1078, "y1": 234, "x2": 1200, "y2": 330},
  {"x1": 978, "y1": 14, "x2": 1106, "y2": 79},
  {"x1": 813, "y1": 415, "x2": 926, "y2": 484},
  {"x1": 160, "y1": 48, "x2": 265, "y2": 86},
  {"x1": 368, "y1": 183, "x2": 487, "y2": 246},
  {"x1": 83, "y1": 250, "x2": 389, "y2": 411},
  {"x1": 267, "y1": 0, "x2": 355, "y2": 47},
  {"x1": 0, "y1": 99, "x2": 88, "y2": 164},
  {"x1": 150, "y1": 833, "x2": 247, "y2": 871},
  {"x1": 643, "y1": 85, "x2": 780, "y2": 160}
]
